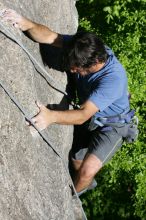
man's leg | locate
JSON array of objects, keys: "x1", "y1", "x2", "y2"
[
  {"x1": 71, "y1": 126, "x2": 123, "y2": 193},
  {"x1": 70, "y1": 123, "x2": 124, "y2": 194},
  {"x1": 72, "y1": 158, "x2": 83, "y2": 171},
  {"x1": 73, "y1": 153, "x2": 102, "y2": 193},
  {"x1": 69, "y1": 123, "x2": 90, "y2": 181}
]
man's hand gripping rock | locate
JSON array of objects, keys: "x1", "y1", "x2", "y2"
[{"x1": 0, "y1": 8, "x2": 33, "y2": 31}]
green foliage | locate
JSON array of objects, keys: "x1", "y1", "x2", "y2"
[{"x1": 76, "y1": 0, "x2": 146, "y2": 219}]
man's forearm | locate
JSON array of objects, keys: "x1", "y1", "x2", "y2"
[
  {"x1": 32, "y1": 101, "x2": 98, "y2": 130},
  {"x1": 51, "y1": 109, "x2": 88, "y2": 125},
  {"x1": 50, "y1": 101, "x2": 99, "y2": 125},
  {"x1": 2, "y1": 9, "x2": 61, "y2": 46}
]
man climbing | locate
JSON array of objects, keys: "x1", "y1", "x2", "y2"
[{"x1": 1, "y1": 9, "x2": 137, "y2": 196}]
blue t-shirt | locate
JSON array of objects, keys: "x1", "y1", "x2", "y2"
[{"x1": 63, "y1": 36, "x2": 130, "y2": 118}]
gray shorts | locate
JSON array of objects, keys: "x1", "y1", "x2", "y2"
[{"x1": 71, "y1": 122, "x2": 128, "y2": 165}]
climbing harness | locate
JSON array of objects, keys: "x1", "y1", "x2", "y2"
[
  {"x1": 0, "y1": 22, "x2": 87, "y2": 220},
  {"x1": 88, "y1": 110, "x2": 139, "y2": 143},
  {"x1": 89, "y1": 109, "x2": 134, "y2": 130}
]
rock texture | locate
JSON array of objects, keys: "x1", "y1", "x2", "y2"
[{"x1": 0, "y1": 1, "x2": 84, "y2": 220}]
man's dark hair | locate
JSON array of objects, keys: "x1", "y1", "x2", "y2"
[{"x1": 63, "y1": 31, "x2": 108, "y2": 70}]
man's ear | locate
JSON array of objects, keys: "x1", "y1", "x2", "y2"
[{"x1": 95, "y1": 59, "x2": 99, "y2": 64}]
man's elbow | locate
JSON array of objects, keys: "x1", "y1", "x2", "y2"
[
  {"x1": 77, "y1": 113, "x2": 91, "y2": 125},
  {"x1": 78, "y1": 101, "x2": 99, "y2": 125},
  {"x1": 77, "y1": 120, "x2": 85, "y2": 125}
]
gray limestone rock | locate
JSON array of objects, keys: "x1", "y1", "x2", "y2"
[{"x1": 0, "y1": 1, "x2": 85, "y2": 220}]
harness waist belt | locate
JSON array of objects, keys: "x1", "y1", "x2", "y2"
[
  {"x1": 97, "y1": 109, "x2": 135, "y2": 125},
  {"x1": 88, "y1": 110, "x2": 135, "y2": 131}
]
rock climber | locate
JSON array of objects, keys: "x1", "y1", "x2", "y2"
[{"x1": 1, "y1": 9, "x2": 138, "y2": 196}]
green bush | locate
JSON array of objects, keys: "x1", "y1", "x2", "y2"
[{"x1": 76, "y1": 0, "x2": 146, "y2": 219}]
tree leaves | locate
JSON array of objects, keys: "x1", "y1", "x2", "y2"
[{"x1": 77, "y1": 0, "x2": 146, "y2": 219}]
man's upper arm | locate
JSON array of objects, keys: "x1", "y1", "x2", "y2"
[
  {"x1": 49, "y1": 33, "x2": 63, "y2": 48},
  {"x1": 49, "y1": 34, "x2": 73, "y2": 48}
]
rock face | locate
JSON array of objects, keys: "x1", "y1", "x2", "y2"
[{"x1": 0, "y1": 1, "x2": 83, "y2": 220}]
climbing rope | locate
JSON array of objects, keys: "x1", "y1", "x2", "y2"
[{"x1": 0, "y1": 21, "x2": 87, "y2": 220}]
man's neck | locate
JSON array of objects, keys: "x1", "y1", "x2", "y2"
[{"x1": 89, "y1": 62, "x2": 105, "y2": 73}]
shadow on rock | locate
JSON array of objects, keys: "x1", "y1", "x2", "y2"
[
  {"x1": 39, "y1": 44, "x2": 64, "y2": 72},
  {"x1": 46, "y1": 95, "x2": 70, "y2": 111}
]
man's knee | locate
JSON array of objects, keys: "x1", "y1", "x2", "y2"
[
  {"x1": 79, "y1": 154, "x2": 102, "y2": 180},
  {"x1": 71, "y1": 157, "x2": 83, "y2": 170}
]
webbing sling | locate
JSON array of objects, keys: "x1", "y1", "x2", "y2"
[{"x1": 0, "y1": 22, "x2": 87, "y2": 220}]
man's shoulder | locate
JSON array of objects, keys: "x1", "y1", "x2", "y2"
[{"x1": 104, "y1": 52, "x2": 126, "y2": 78}]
